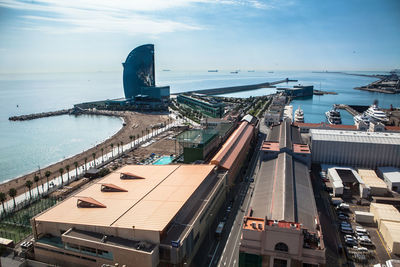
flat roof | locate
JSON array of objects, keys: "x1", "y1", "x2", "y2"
[
  {"x1": 378, "y1": 167, "x2": 400, "y2": 183},
  {"x1": 311, "y1": 129, "x2": 400, "y2": 145},
  {"x1": 250, "y1": 152, "x2": 318, "y2": 231},
  {"x1": 35, "y1": 165, "x2": 215, "y2": 232},
  {"x1": 358, "y1": 169, "x2": 388, "y2": 189}
]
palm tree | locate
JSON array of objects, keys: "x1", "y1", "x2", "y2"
[
  {"x1": 101, "y1": 148, "x2": 104, "y2": 162},
  {"x1": 59, "y1": 168, "x2": 64, "y2": 186},
  {"x1": 74, "y1": 161, "x2": 78, "y2": 179},
  {"x1": 92, "y1": 153, "x2": 96, "y2": 168},
  {"x1": 117, "y1": 143, "x2": 120, "y2": 155},
  {"x1": 45, "y1": 171, "x2": 51, "y2": 192},
  {"x1": 129, "y1": 135, "x2": 134, "y2": 149},
  {"x1": 34, "y1": 175, "x2": 40, "y2": 197},
  {"x1": 136, "y1": 134, "x2": 140, "y2": 145},
  {"x1": 84, "y1": 157, "x2": 88, "y2": 171},
  {"x1": 120, "y1": 141, "x2": 123, "y2": 153},
  {"x1": 8, "y1": 188, "x2": 17, "y2": 209},
  {"x1": 65, "y1": 165, "x2": 70, "y2": 184},
  {"x1": 110, "y1": 144, "x2": 114, "y2": 158},
  {"x1": 0, "y1": 192, "x2": 6, "y2": 214},
  {"x1": 25, "y1": 180, "x2": 33, "y2": 200}
]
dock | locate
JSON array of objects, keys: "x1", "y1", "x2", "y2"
[
  {"x1": 335, "y1": 104, "x2": 360, "y2": 116},
  {"x1": 176, "y1": 78, "x2": 298, "y2": 95}
]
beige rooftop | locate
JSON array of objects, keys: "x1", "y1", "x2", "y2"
[
  {"x1": 370, "y1": 203, "x2": 400, "y2": 227},
  {"x1": 358, "y1": 169, "x2": 387, "y2": 189},
  {"x1": 35, "y1": 164, "x2": 215, "y2": 232}
]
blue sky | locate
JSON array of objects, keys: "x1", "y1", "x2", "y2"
[{"x1": 0, "y1": 0, "x2": 399, "y2": 73}]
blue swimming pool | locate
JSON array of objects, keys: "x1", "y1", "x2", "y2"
[{"x1": 153, "y1": 156, "x2": 174, "y2": 165}]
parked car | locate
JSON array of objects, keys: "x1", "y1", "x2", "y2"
[
  {"x1": 341, "y1": 227, "x2": 354, "y2": 234},
  {"x1": 338, "y1": 213, "x2": 349, "y2": 220},
  {"x1": 345, "y1": 237, "x2": 358, "y2": 247}
]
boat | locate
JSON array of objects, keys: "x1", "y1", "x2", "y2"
[
  {"x1": 325, "y1": 106, "x2": 342, "y2": 124},
  {"x1": 230, "y1": 71, "x2": 238, "y2": 74},
  {"x1": 364, "y1": 104, "x2": 389, "y2": 123},
  {"x1": 268, "y1": 71, "x2": 274, "y2": 73},
  {"x1": 208, "y1": 70, "x2": 218, "y2": 72},
  {"x1": 354, "y1": 113, "x2": 370, "y2": 126},
  {"x1": 294, "y1": 106, "x2": 304, "y2": 123}
]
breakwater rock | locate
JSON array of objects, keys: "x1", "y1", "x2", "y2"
[{"x1": 9, "y1": 109, "x2": 72, "y2": 121}]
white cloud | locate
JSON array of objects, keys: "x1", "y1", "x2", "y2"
[
  {"x1": 0, "y1": 0, "x2": 206, "y2": 35},
  {"x1": 0, "y1": 0, "x2": 288, "y2": 35}
]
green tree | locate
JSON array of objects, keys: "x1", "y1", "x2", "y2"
[
  {"x1": 25, "y1": 180, "x2": 33, "y2": 200},
  {"x1": 65, "y1": 165, "x2": 70, "y2": 184},
  {"x1": 34, "y1": 175, "x2": 40, "y2": 197},
  {"x1": 59, "y1": 168, "x2": 64, "y2": 186},
  {"x1": 45, "y1": 171, "x2": 51, "y2": 192},
  {"x1": 92, "y1": 153, "x2": 96, "y2": 168},
  {"x1": 8, "y1": 188, "x2": 17, "y2": 209},
  {"x1": 0, "y1": 192, "x2": 6, "y2": 214},
  {"x1": 74, "y1": 161, "x2": 78, "y2": 179}
]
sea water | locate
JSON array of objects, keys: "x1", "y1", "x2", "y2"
[{"x1": 1, "y1": 70, "x2": 399, "y2": 183}]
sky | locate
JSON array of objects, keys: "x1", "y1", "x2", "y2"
[{"x1": 0, "y1": 0, "x2": 399, "y2": 73}]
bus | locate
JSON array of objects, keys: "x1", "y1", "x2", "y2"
[{"x1": 215, "y1": 221, "x2": 225, "y2": 239}]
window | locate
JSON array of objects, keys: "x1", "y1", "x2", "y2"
[
  {"x1": 273, "y1": 258, "x2": 287, "y2": 267},
  {"x1": 80, "y1": 245, "x2": 97, "y2": 257},
  {"x1": 275, "y1": 242, "x2": 289, "y2": 252},
  {"x1": 65, "y1": 242, "x2": 80, "y2": 253},
  {"x1": 98, "y1": 249, "x2": 113, "y2": 260}
]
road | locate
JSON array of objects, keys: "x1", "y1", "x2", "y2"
[{"x1": 215, "y1": 118, "x2": 269, "y2": 267}]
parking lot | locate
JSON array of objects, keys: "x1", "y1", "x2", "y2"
[{"x1": 320, "y1": 169, "x2": 400, "y2": 266}]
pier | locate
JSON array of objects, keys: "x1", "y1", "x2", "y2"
[
  {"x1": 335, "y1": 104, "x2": 361, "y2": 116},
  {"x1": 176, "y1": 78, "x2": 298, "y2": 95},
  {"x1": 9, "y1": 109, "x2": 72, "y2": 121}
]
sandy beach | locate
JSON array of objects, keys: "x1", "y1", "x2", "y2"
[{"x1": 0, "y1": 110, "x2": 170, "y2": 201}]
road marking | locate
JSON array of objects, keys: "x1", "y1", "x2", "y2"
[
  {"x1": 376, "y1": 229, "x2": 392, "y2": 259},
  {"x1": 209, "y1": 242, "x2": 220, "y2": 267}
]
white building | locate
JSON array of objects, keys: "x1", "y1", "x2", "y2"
[
  {"x1": 310, "y1": 130, "x2": 400, "y2": 168},
  {"x1": 377, "y1": 167, "x2": 400, "y2": 193}
]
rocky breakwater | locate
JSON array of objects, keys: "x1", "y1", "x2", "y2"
[{"x1": 9, "y1": 109, "x2": 72, "y2": 121}]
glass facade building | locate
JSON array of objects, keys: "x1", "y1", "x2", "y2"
[
  {"x1": 122, "y1": 44, "x2": 170, "y2": 110},
  {"x1": 123, "y1": 44, "x2": 155, "y2": 99}
]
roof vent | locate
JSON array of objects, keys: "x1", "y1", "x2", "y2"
[
  {"x1": 273, "y1": 220, "x2": 279, "y2": 226},
  {"x1": 120, "y1": 172, "x2": 146, "y2": 180},
  {"x1": 258, "y1": 223, "x2": 263, "y2": 230},
  {"x1": 76, "y1": 197, "x2": 106, "y2": 208},
  {"x1": 101, "y1": 183, "x2": 128, "y2": 192},
  {"x1": 252, "y1": 222, "x2": 257, "y2": 229}
]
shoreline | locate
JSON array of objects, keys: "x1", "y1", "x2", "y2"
[{"x1": 0, "y1": 110, "x2": 170, "y2": 202}]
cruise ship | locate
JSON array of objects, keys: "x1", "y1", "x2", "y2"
[
  {"x1": 364, "y1": 104, "x2": 389, "y2": 123},
  {"x1": 325, "y1": 106, "x2": 342, "y2": 124},
  {"x1": 294, "y1": 106, "x2": 304, "y2": 123}
]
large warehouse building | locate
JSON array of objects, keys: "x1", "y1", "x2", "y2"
[
  {"x1": 310, "y1": 129, "x2": 400, "y2": 168},
  {"x1": 210, "y1": 116, "x2": 256, "y2": 186},
  {"x1": 239, "y1": 120, "x2": 325, "y2": 267},
  {"x1": 31, "y1": 165, "x2": 227, "y2": 267}
]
